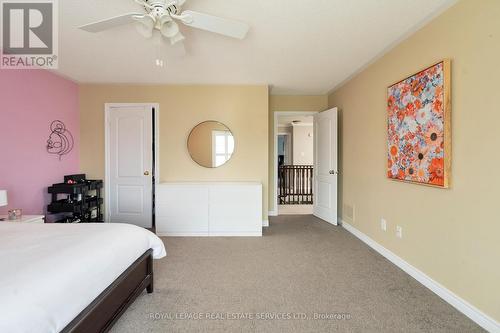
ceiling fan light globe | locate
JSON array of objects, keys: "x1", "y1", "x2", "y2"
[
  {"x1": 158, "y1": 13, "x2": 172, "y2": 26},
  {"x1": 170, "y1": 31, "x2": 185, "y2": 45},
  {"x1": 134, "y1": 14, "x2": 156, "y2": 38},
  {"x1": 160, "y1": 20, "x2": 179, "y2": 38}
]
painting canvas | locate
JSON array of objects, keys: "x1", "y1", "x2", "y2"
[{"x1": 387, "y1": 60, "x2": 451, "y2": 187}]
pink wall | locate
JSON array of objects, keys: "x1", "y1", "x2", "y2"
[{"x1": 0, "y1": 70, "x2": 79, "y2": 215}]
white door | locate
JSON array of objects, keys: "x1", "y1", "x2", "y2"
[
  {"x1": 313, "y1": 107, "x2": 338, "y2": 225},
  {"x1": 107, "y1": 104, "x2": 153, "y2": 228}
]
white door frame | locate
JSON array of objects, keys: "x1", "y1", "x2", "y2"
[
  {"x1": 272, "y1": 111, "x2": 318, "y2": 216},
  {"x1": 104, "y1": 103, "x2": 160, "y2": 223}
]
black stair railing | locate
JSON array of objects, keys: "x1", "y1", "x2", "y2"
[{"x1": 278, "y1": 165, "x2": 313, "y2": 205}]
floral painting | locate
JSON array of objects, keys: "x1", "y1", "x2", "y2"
[{"x1": 387, "y1": 61, "x2": 450, "y2": 187}]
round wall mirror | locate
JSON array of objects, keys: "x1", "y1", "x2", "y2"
[{"x1": 187, "y1": 121, "x2": 235, "y2": 168}]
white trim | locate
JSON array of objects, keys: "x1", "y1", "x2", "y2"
[
  {"x1": 273, "y1": 111, "x2": 318, "y2": 215},
  {"x1": 156, "y1": 232, "x2": 210, "y2": 237},
  {"x1": 268, "y1": 210, "x2": 278, "y2": 217},
  {"x1": 340, "y1": 219, "x2": 500, "y2": 333},
  {"x1": 104, "y1": 103, "x2": 160, "y2": 224},
  {"x1": 262, "y1": 219, "x2": 269, "y2": 227},
  {"x1": 157, "y1": 232, "x2": 262, "y2": 237}
]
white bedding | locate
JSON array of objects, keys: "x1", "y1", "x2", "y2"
[{"x1": 0, "y1": 223, "x2": 166, "y2": 333}]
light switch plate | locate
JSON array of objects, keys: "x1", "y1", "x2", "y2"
[
  {"x1": 396, "y1": 225, "x2": 403, "y2": 239},
  {"x1": 381, "y1": 218, "x2": 387, "y2": 231}
]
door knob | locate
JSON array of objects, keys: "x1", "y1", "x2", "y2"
[{"x1": 144, "y1": 171, "x2": 150, "y2": 176}]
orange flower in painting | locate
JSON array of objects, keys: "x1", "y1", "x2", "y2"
[
  {"x1": 411, "y1": 80, "x2": 424, "y2": 97},
  {"x1": 414, "y1": 99, "x2": 422, "y2": 110},
  {"x1": 405, "y1": 166, "x2": 417, "y2": 180},
  {"x1": 390, "y1": 145, "x2": 398, "y2": 157},
  {"x1": 406, "y1": 102, "x2": 416, "y2": 117},
  {"x1": 416, "y1": 167, "x2": 426, "y2": 181},
  {"x1": 435, "y1": 86, "x2": 443, "y2": 98},
  {"x1": 397, "y1": 169, "x2": 405, "y2": 180},
  {"x1": 401, "y1": 84, "x2": 410, "y2": 95},
  {"x1": 429, "y1": 158, "x2": 444, "y2": 186},
  {"x1": 424, "y1": 124, "x2": 443, "y2": 147},
  {"x1": 388, "y1": 95, "x2": 396, "y2": 109},
  {"x1": 432, "y1": 99, "x2": 443, "y2": 114},
  {"x1": 413, "y1": 147, "x2": 428, "y2": 165},
  {"x1": 397, "y1": 109, "x2": 405, "y2": 122}
]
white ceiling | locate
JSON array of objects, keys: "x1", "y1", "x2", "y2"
[{"x1": 57, "y1": 0, "x2": 455, "y2": 94}]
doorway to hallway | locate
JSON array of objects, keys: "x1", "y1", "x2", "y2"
[{"x1": 275, "y1": 113, "x2": 315, "y2": 215}]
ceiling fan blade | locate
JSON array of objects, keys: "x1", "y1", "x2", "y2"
[
  {"x1": 179, "y1": 10, "x2": 249, "y2": 39},
  {"x1": 79, "y1": 13, "x2": 143, "y2": 33}
]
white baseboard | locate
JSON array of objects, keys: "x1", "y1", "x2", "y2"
[
  {"x1": 157, "y1": 231, "x2": 262, "y2": 237},
  {"x1": 340, "y1": 220, "x2": 499, "y2": 333},
  {"x1": 268, "y1": 210, "x2": 278, "y2": 217},
  {"x1": 156, "y1": 232, "x2": 208, "y2": 237},
  {"x1": 209, "y1": 231, "x2": 262, "y2": 237},
  {"x1": 262, "y1": 219, "x2": 269, "y2": 227}
]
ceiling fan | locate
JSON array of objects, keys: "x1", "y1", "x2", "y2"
[{"x1": 79, "y1": 0, "x2": 250, "y2": 46}]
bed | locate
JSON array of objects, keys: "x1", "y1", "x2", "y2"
[{"x1": 0, "y1": 222, "x2": 166, "y2": 333}]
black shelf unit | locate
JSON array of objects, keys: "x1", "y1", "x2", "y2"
[{"x1": 47, "y1": 174, "x2": 103, "y2": 223}]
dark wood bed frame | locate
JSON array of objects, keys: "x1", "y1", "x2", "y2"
[{"x1": 61, "y1": 249, "x2": 154, "y2": 333}]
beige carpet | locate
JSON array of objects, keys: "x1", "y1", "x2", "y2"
[
  {"x1": 278, "y1": 204, "x2": 313, "y2": 215},
  {"x1": 111, "y1": 215, "x2": 484, "y2": 333}
]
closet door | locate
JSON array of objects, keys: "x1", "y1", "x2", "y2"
[{"x1": 107, "y1": 104, "x2": 153, "y2": 228}]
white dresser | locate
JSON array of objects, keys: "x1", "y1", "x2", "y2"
[
  {"x1": 0, "y1": 215, "x2": 45, "y2": 224},
  {"x1": 156, "y1": 182, "x2": 262, "y2": 237}
]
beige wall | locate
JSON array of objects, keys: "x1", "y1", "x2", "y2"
[
  {"x1": 292, "y1": 125, "x2": 314, "y2": 165},
  {"x1": 268, "y1": 95, "x2": 328, "y2": 213},
  {"x1": 328, "y1": 0, "x2": 500, "y2": 322},
  {"x1": 80, "y1": 85, "x2": 269, "y2": 218}
]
